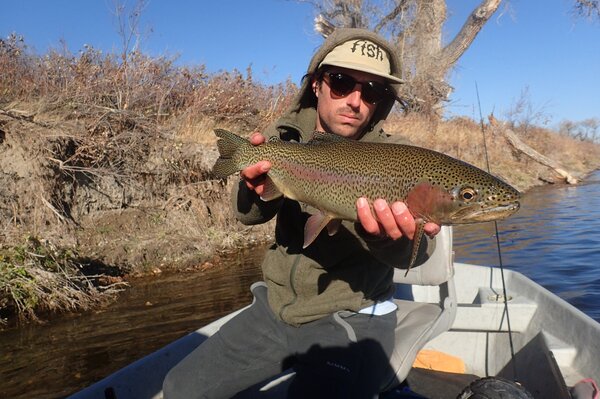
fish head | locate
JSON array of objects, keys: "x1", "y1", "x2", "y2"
[
  {"x1": 406, "y1": 174, "x2": 521, "y2": 225},
  {"x1": 444, "y1": 180, "x2": 521, "y2": 223}
]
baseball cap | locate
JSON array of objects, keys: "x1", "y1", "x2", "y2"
[{"x1": 318, "y1": 38, "x2": 404, "y2": 84}]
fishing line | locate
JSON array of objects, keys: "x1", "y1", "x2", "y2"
[{"x1": 475, "y1": 82, "x2": 518, "y2": 380}]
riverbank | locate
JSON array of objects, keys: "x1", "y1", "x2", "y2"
[
  {"x1": 0, "y1": 97, "x2": 282, "y2": 327},
  {"x1": 2, "y1": 37, "x2": 600, "y2": 325}
]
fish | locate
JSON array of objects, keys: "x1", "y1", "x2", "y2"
[{"x1": 212, "y1": 128, "x2": 521, "y2": 273}]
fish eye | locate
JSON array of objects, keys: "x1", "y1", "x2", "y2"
[{"x1": 460, "y1": 187, "x2": 477, "y2": 202}]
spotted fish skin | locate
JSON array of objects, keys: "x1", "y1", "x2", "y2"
[{"x1": 212, "y1": 129, "x2": 521, "y2": 268}]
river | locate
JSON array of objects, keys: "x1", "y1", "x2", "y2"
[
  {"x1": 0, "y1": 249, "x2": 267, "y2": 399},
  {"x1": 1, "y1": 171, "x2": 599, "y2": 398}
]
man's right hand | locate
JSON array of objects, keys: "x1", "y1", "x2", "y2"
[{"x1": 240, "y1": 132, "x2": 271, "y2": 197}]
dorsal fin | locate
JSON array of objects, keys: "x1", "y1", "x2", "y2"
[{"x1": 306, "y1": 131, "x2": 349, "y2": 145}]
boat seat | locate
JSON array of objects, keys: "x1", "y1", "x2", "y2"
[{"x1": 380, "y1": 225, "x2": 458, "y2": 392}]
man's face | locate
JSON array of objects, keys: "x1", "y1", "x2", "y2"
[{"x1": 312, "y1": 67, "x2": 386, "y2": 140}]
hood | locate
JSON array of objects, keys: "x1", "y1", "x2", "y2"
[{"x1": 269, "y1": 28, "x2": 403, "y2": 142}]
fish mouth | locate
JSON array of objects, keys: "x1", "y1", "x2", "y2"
[{"x1": 450, "y1": 202, "x2": 520, "y2": 223}]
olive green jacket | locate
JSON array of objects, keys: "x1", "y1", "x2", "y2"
[{"x1": 232, "y1": 28, "x2": 432, "y2": 326}]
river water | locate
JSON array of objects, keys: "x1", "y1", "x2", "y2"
[
  {"x1": 1, "y1": 171, "x2": 599, "y2": 399},
  {"x1": 0, "y1": 250, "x2": 267, "y2": 399}
]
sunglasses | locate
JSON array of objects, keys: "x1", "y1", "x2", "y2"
[{"x1": 321, "y1": 72, "x2": 392, "y2": 105}]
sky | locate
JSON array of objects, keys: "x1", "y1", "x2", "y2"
[{"x1": 1, "y1": 1, "x2": 599, "y2": 126}]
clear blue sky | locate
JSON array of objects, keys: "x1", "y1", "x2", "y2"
[{"x1": 2, "y1": 1, "x2": 599, "y2": 126}]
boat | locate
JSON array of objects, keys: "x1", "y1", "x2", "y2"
[{"x1": 69, "y1": 227, "x2": 600, "y2": 399}]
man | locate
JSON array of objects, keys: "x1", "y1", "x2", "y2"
[{"x1": 163, "y1": 28, "x2": 440, "y2": 399}]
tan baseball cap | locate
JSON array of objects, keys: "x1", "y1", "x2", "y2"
[{"x1": 318, "y1": 38, "x2": 404, "y2": 84}]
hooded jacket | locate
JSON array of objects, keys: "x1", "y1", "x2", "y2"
[{"x1": 231, "y1": 28, "x2": 432, "y2": 326}]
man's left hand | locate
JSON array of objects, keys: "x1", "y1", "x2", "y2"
[{"x1": 356, "y1": 197, "x2": 441, "y2": 240}]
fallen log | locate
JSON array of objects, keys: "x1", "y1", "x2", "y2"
[{"x1": 488, "y1": 115, "x2": 578, "y2": 184}]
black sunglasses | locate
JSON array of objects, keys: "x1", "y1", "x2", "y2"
[{"x1": 321, "y1": 72, "x2": 392, "y2": 105}]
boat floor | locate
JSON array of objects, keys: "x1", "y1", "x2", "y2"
[{"x1": 388, "y1": 368, "x2": 480, "y2": 398}]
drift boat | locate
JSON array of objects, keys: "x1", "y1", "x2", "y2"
[{"x1": 69, "y1": 227, "x2": 600, "y2": 399}]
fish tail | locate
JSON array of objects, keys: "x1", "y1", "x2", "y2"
[{"x1": 212, "y1": 129, "x2": 248, "y2": 178}]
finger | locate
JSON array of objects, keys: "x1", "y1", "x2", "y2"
[
  {"x1": 391, "y1": 201, "x2": 416, "y2": 240},
  {"x1": 373, "y1": 199, "x2": 402, "y2": 240},
  {"x1": 424, "y1": 222, "x2": 441, "y2": 237},
  {"x1": 245, "y1": 174, "x2": 268, "y2": 196},
  {"x1": 249, "y1": 132, "x2": 266, "y2": 146},
  {"x1": 241, "y1": 161, "x2": 271, "y2": 180},
  {"x1": 356, "y1": 197, "x2": 381, "y2": 235},
  {"x1": 253, "y1": 182, "x2": 265, "y2": 196}
]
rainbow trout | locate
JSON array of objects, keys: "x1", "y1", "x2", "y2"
[{"x1": 212, "y1": 129, "x2": 521, "y2": 272}]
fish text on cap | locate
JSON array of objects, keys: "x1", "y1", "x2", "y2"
[{"x1": 350, "y1": 40, "x2": 385, "y2": 62}]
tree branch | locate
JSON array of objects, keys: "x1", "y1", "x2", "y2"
[
  {"x1": 374, "y1": 0, "x2": 409, "y2": 33},
  {"x1": 314, "y1": 14, "x2": 336, "y2": 37},
  {"x1": 439, "y1": 0, "x2": 502, "y2": 70},
  {"x1": 574, "y1": 0, "x2": 600, "y2": 19}
]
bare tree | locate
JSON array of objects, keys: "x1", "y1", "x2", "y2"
[
  {"x1": 560, "y1": 118, "x2": 600, "y2": 142},
  {"x1": 503, "y1": 86, "x2": 551, "y2": 134},
  {"x1": 110, "y1": 0, "x2": 150, "y2": 110},
  {"x1": 574, "y1": 0, "x2": 600, "y2": 19},
  {"x1": 111, "y1": 0, "x2": 149, "y2": 60},
  {"x1": 309, "y1": 0, "x2": 503, "y2": 115}
]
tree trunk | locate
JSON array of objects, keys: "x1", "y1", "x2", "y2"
[
  {"x1": 413, "y1": 0, "x2": 445, "y2": 73},
  {"x1": 440, "y1": 0, "x2": 502, "y2": 70}
]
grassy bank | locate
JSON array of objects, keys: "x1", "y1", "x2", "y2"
[
  {"x1": 0, "y1": 236, "x2": 126, "y2": 324},
  {"x1": 1, "y1": 35, "x2": 599, "y2": 326}
]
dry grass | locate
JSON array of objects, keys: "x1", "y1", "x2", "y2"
[
  {"x1": 385, "y1": 113, "x2": 600, "y2": 191},
  {"x1": 1, "y1": 33, "x2": 297, "y2": 139}
]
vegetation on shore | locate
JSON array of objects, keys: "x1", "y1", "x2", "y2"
[
  {"x1": 1, "y1": 34, "x2": 599, "y2": 326},
  {"x1": 0, "y1": 236, "x2": 125, "y2": 323}
]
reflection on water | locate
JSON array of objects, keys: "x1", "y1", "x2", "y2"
[
  {"x1": 454, "y1": 171, "x2": 600, "y2": 322},
  {"x1": 0, "y1": 247, "x2": 266, "y2": 399}
]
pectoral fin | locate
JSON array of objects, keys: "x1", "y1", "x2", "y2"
[
  {"x1": 303, "y1": 212, "x2": 336, "y2": 248},
  {"x1": 405, "y1": 219, "x2": 425, "y2": 277},
  {"x1": 405, "y1": 182, "x2": 452, "y2": 222}
]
